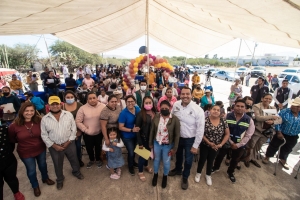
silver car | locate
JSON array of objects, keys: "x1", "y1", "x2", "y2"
[{"x1": 214, "y1": 71, "x2": 239, "y2": 81}]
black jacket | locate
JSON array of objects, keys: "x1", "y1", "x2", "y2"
[
  {"x1": 135, "y1": 111, "x2": 152, "y2": 147},
  {"x1": 43, "y1": 76, "x2": 61, "y2": 89}
]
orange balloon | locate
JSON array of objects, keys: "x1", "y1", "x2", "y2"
[
  {"x1": 159, "y1": 59, "x2": 163, "y2": 63},
  {"x1": 154, "y1": 59, "x2": 159, "y2": 64},
  {"x1": 129, "y1": 69, "x2": 134, "y2": 74},
  {"x1": 130, "y1": 59, "x2": 135, "y2": 64},
  {"x1": 129, "y1": 64, "x2": 133, "y2": 68}
]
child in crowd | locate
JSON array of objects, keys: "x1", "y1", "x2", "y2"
[
  {"x1": 215, "y1": 101, "x2": 225, "y2": 118},
  {"x1": 102, "y1": 128, "x2": 125, "y2": 180},
  {"x1": 158, "y1": 84, "x2": 163, "y2": 97},
  {"x1": 91, "y1": 83, "x2": 99, "y2": 93},
  {"x1": 153, "y1": 92, "x2": 160, "y2": 110},
  {"x1": 203, "y1": 104, "x2": 212, "y2": 117}
]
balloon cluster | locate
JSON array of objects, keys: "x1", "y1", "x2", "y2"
[{"x1": 122, "y1": 54, "x2": 174, "y2": 91}]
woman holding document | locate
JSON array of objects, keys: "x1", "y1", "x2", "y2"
[
  {"x1": 135, "y1": 96, "x2": 156, "y2": 182},
  {"x1": 245, "y1": 93, "x2": 282, "y2": 168},
  {"x1": 149, "y1": 100, "x2": 180, "y2": 188}
]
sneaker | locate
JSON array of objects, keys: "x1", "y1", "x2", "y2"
[
  {"x1": 110, "y1": 173, "x2": 120, "y2": 180},
  {"x1": 211, "y1": 168, "x2": 219, "y2": 174},
  {"x1": 86, "y1": 161, "x2": 94, "y2": 169},
  {"x1": 76, "y1": 174, "x2": 84, "y2": 180},
  {"x1": 227, "y1": 172, "x2": 236, "y2": 183},
  {"x1": 168, "y1": 168, "x2": 182, "y2": 176},
  {"x1": 194, "y1": 173, "x2": 201, "y2": 183},
  {"x1": 133, "y1": 162, "x2": 138, "y2": 169},
  {"x1": 116, "y1": 168, "x2": 122, "y2": 176},
  {"x1": 95, "y1": 161, "x2": 103, "y2": 168},
  {"x1": 181, "y1": 178, "x2": 189, "y2": 190},
  {"x1": 14, "y1": 192, "x2": 25, "y2": 200},
  {"x1": 205, "y1": 175, "x2": 212, "y2": 186},
  {"x1": 129, "y1": 167, "x2": 135, "y2": 176}
]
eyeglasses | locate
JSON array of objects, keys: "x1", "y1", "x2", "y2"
[{"x1": 127, "y1": 101, "x2": 135, "y2": 104}]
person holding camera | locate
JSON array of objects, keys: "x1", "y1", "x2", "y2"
[
  {"x1": 244, "y1": 93, "x2": 281, "y2": 168},
  {"x1": 27, "y1": 71, "x2": 38, "y2": 92}
]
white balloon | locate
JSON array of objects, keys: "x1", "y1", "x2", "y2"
[
  {"x1": 156, "y1": 55, "x2": 161, "y2": 59},
  {"x1": 125, "y1": 72, "x2": 129, "y2": 76},
  {"x1": 125, "y1": 66, "x2": 129, "y2": 71}
]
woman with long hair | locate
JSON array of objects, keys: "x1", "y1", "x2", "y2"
[
  {"x1": 135, "y1": 96, "x2": 156, "y2": 181},
  {"x1": 62, "y1": 90, "x2": 84, "y2": 167},
  {"x1": 76, "y1": 92, "x2": 106, "y2": 169},
  {"x1": 8, "y1": 102, "x2": 54, "y2": 197}
]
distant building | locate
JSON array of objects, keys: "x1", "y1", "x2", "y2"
[{"x1": 219, "y1": 54, "x2": 294, "y2": 66}]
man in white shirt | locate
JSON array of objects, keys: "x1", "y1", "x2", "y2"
[
  {"x1": 168, "y1": 86, "x2": 205, "y2": 190},
  {"x1": 76, "y1": 67, "x2": 85, "y2": 78},
  {"x1": 41, "y1": 96, "x2": 84, "y2": 190},
  {"x1": 84, "y1": 65, "x2": 92, "y2": 75},
  {"x1": 62, "y1": 65, "x2": 69, "y2": 79}
]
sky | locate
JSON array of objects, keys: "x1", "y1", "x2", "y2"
[{"x1": 0, "y1": 34, "x2": 299, "y2": 59}]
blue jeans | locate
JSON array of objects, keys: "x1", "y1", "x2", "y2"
[
  {"x1": 48, "y1": 88, "x2": 58, "y2": 96},
  {"x1": 153, "y1": 141, "x2": 173, "y2": 175},
  {"x1": 246, "y1": 80, "x2": 249, "y2": 87},
  {"x1": 122, "y1": 137, "x2": 137, "y2": 168},
  {"x1": 75, "y1": 135, "x2": 82, "y2": 160},
  {"x1": 175, "y1": 137, "x2": 195, "y2": 179},
  {"x1": 20, "y1": 151, "x2": 49, "y2": 188}
]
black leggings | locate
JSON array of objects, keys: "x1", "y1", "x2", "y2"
[
  {"x1": 83, "y1": 133, "x2": 103, "y2": 162},
  {"x1": 0, "y1": 154, "x2": 19, "y2": 199},
  {"x1": 197, "y1": 143, "x2": 218, "y2": 176}
]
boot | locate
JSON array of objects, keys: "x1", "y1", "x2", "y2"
[
  {"x1": 152, "y1": 173, "x2": 158, "y2": 186},
  {"x1": 162, "y1": 175, "x2": 167, "y2": 188}
]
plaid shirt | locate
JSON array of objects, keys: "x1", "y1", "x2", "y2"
[{"x1": 275, "y1": 108, "x2": 300, "y2": 136}]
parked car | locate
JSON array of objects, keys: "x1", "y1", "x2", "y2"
[
  {"x1": 279, "y1": 68, "x2": 300, "y2": 78},
  {"x1": 214, "y1": 71, "x2": 239, "y2": 81},
  {"x1": 193, "y1": 66, "x2": 208, "y2": 74},
  {"x1": 251, "y1": 66, "x2": 266, "y2": 77},
  {"x1": 236, "y1": 67, "x2": 251, "y2": 75},
  {"x1": 205, "y1": 68, "x2": 220, "y2": 76},
  {"x1": 186, "y1": 65, "x2": 195, "y2": 74},
  {"x1": 278, "y1": 73, "x2": 300, "y2": 97}
]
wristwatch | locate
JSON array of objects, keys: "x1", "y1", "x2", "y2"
[{"x1": 130, "y1": 129, "x2": 133, "y2": 132}]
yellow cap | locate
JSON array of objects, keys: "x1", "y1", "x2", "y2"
[{"x1": 48, "y1": 96, "x2": 61, "y2": 105}]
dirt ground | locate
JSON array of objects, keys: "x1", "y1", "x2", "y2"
[{"x1": 3, "y1": 66, "x2": 300, "y2": 200}]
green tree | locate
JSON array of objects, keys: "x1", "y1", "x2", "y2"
[{"x1": 0, "y1": 44, "x2": 39, "y2": 69}]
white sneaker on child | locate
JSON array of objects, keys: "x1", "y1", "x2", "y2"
[
  {"x1": 206, "y1": 175, "x2": 212, "y2": 186},
  {"x1": 195, "y1": 173, "x2": 201, "y2": 183},
  {"x1": 116, "y1": 168, "x2": 122, "y2": 176},
  {"x1": 110, "y1": 173, "x2": 120, "y2": 180}
]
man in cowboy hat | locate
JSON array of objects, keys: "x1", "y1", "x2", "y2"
[{"x1": 263, "y1": 97, "x2": 300, "y2": 170}]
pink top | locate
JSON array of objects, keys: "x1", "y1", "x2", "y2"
[
  {"x1": 0, "y1": 79, "x2": 7, "y2": 89},
  {"x1": 75, "y1": 102, "x2": 106, "y2": 135},
  {"x1": 126, "y1": 88, "x2": 136, "y2": 96},
  {"x1": 157, "y1": 95, "x2": 177, "y2": 111},
  {"x1": 83, "y1": 78, "x2": 94, "y2": 89}
]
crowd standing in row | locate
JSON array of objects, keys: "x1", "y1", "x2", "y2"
[{"x1": 0, "y1": 64, "x2": 300, "y2": 200}]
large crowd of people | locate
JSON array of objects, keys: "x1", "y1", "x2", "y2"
[{"x1": 0, "y1": 64, "x2": 299, "y2": 200}]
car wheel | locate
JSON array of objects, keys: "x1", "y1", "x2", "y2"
[
  {"x1": 225, "y1": 78, "x2": 228, "y2": 81},
  {"x1": 215, "y1": 76, "x2": 218, "y2": 78}
]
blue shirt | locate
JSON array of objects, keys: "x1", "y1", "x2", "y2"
[
  {"x1": 275, "y1": 108, "x2": 300, "y2": 136},
  {"x1": 76, "y1": 78, "x2": 84, "y2": 86},
  {"x1": 118, "y1": 106, "x2": 141, "y2": 139},
  {"x1": 30, "y1": 96, "x2": 45, "y2": 111}
]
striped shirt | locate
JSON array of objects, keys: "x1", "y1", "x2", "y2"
[
  {"x1": 41, "y1": 110, "x2": 77, "y2": 148},
  {"x1": 275, "y1": 108, "x2": 300, "y2": 136}
]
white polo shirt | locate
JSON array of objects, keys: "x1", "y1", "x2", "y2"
[{"x1": 171, "y1": 100, "x2": 205, "y2": 149}]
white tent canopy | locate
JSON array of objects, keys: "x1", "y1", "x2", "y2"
[{"x1": 0, "y1": 0, "x2": 299, "y2": 56}]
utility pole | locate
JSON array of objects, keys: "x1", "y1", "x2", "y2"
[{"x1": 250, "y1": 43, "x2": 257, "y2": 66}]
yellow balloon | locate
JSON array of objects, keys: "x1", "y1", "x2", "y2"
[
  {"x1": 139, "y1": 55, "x2": 144, "y2": 60},
  {"x1": 157, "y1": 63, "x2": 162, "y2": 68},
  {"x1": 133, "y1": 68, "x2": 138, "y2": 73},
  {"x1": 134, "y1": 62, "x2": 138, "y2": 68},
  {"x1": 162, "y1": 62, "x2": 167, "y2": 67},
  {"x1": 124, "y1": 85, "x2": 128, "y2": 91}
]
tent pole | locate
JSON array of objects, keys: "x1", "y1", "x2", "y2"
[
  {"x1": 234, "y1": 39, "x2": 242, "y2": 75},
  {"x1": 146, "y1": 0, "x2": 150, "y2": 87},
  {"x1": 250, "y1": 43, "x2": 257, "y2": 66},
  {"x1": 43, "y1": 35, "x2": 53, "y2": 69}
]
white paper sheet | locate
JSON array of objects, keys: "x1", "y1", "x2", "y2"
[
  {"x1": 2, "y1": 103, "x2": 16, "y2": 113},
  {"x1": 47, "y1": 79, "x2": 54, "y2": 83},
  {"x1": 262, "y1": 109, "x2": 277, "y2": 116}
]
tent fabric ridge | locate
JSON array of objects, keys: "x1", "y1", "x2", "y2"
[
  {"x1": 283, "y1": 0, "x2": 300, "y2": 10},
  {"x1": 227, "y1": 0, "x2": 298, "y2": 41},
  {"x1": 0, "y1": 0, "x2": 75, "y2": 27},
  {"x1": 54, "y1": 0, "x2": 144, "y2": 37},
  {"x1": 152, "y1": 0, "x2": 232, "y2": 39}
]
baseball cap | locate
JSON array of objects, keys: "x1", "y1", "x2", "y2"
[{"x1": 48, "y1": 96, "x2": 61, "y2": 105}]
